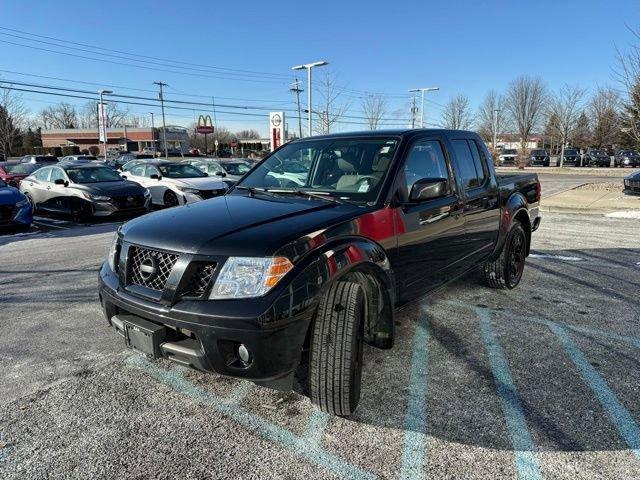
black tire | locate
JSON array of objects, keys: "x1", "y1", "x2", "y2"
[
  {"x1": 483, "y1": 221, "x2": 527, "y2": 290},
  {"x1": 309, "y1": 281, "x2": 365, "y2": 417},
  {"x1": 164, "y1": 190, "x2": 179, "y2": 208}
]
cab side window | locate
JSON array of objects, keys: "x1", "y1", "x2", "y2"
[
  {"x1": 451, "y1": 139, "x2": 488, "y2": 190},
  {"x1": 34, "y1": 168, "x2": 51, "y2": 182},
  {"x1": 404, "y1": 139, "x2": 450, "y2": 195}
]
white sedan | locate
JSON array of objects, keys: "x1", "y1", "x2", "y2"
[{"x1": 122, "y1": 161, "x2": 228, "y2": 207}]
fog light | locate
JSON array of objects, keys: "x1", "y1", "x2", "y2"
[{"x1": 238, "y1": 344, "x2": 251, "y2": 363}]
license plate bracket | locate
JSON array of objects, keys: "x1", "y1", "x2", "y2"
[{"x1": 121, "y1": 315, "x2": 167, "y2": 359}]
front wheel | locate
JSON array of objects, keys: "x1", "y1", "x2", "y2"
[
  {"x1": 309, "y1": 281, "x2": 365, "y2": 417},
  {"x1": 164, "y1": 190, "x2": 179, "y2": 208},
  {"x1": 483, "y1": 221, "x2": 527, "y2": 289}
]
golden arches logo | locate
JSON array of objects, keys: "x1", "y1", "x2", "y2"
[{"x1": 196, "y1": 115, "x2": 214, "y2": 134}]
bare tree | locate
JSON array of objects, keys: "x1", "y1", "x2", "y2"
[
  {"x1": 313, "y1": 71, "x2": 351, "y2": 134},
  {"x1": 40, "y1": 103, "x2": 78, "y2": 129},
  {"x1": 476, "y1": 90, "x2": 510, "y2": 146},
  {"x1": 361, "y1": 93, "x2": 388, "y2": 130},
  {"x1": 0, "y1": 86, "x2": 28, "y2": 157},
  {"x1": 546, "y1": 85, "x2": 585, "y2": 166},
  {"x1": 77, "y1": 101, "x2": 131, "y2": 128},
  {"x1": 588, "y1": 87, "x2": 621, "y2": 148},
  {"x1": 440, "y1": 94, "x2": 473, "y2": 130},
  {"x1": 235, "y1": 129, "x2": 261, "y2": 139},
  {"x1": 615, "y1": 26, "x2": 640, "y2": 146},
  {"x1": 505, "y1": 76, "x2": 547, "y2": 166}
]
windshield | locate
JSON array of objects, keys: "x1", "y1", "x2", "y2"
[
  {"x1": 237, "y1": 137, "x2": 400, "y2": 201},
  {"x1": 66, "y1": 166, "x2": 123, "y2": 183},
  {"x1": 531, "y1": 150, "x2": 547, "y2": 155},
  {"x1": 592, "y1": 150, "x2": 606, "y2": 155},
  {"x1": 158, "y1": 164, "x2": 207, "y2": 178},
  {"x1": 504, "y1": 149, "x2": 517, "y2": 154},
  {"x1": 3, "y1": 163, "x2": 38, "y2": 174},
  {"x1": 221, "y1": 162, "x2": 251, "y2": 175},
  {"x1": 564, "y1": 149, "x2": 578, "y2": 155}
]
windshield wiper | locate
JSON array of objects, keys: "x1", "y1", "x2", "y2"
[
  {"x1": 234, "y1": 185, "x2": 278, "y2": 197},
  {"x1": 266, "y1": 188, "x2": 344, "y2": 204}
]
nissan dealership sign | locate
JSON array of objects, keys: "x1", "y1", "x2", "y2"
[{"x1": 269, "y1": 112, "x2": 285, "y2": 151}]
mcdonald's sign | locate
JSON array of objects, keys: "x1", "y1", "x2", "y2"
[{"x1": 196, "y1": 115, "x2": 214, "y2": 134}]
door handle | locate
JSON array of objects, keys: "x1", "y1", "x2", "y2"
[{"x1": 46, "y1": 186, "x2": 51, "y2": 190}]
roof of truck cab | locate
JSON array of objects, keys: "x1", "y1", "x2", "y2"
[{"x1": 295, "y1": 129, "x2": 476, "y2": 141}]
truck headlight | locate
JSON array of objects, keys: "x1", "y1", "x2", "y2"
[
  {"x1": 108, "y1": 233, "x2": 120, "y2": 272},
  {"x1": 209, "y1": 256, "x2": 293, "y2": 299}
]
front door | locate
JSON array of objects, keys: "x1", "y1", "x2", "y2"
[{"x1": 393, "y1": 137, "x2": 466, "y2": 301}]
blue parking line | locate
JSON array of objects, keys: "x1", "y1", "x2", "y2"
[
  {"x1": 399, "y1": 313, "x2": 429, "y2": 480},
  {"x1": 548, "y1": 323, "x2": 640, "y2": 459},
  {"x1": 126, "y1": 356, "x2": 377, "y2": 480},
  {"x1": 476, "y1": 307, "x2": 542, "y2": 480},
  {"x1": 302, "y1": 410, "x2": 331, "y2": 447}
]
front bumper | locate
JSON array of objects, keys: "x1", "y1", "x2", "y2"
[
  {"x1": 92, "y1": 196, "x2": 152, "y2": 217},
  {"x1": 98, "y1": 263, "x2": 310, "y2": 384},
  {"x1": 0, "y1": 203, "x2": 32, "y2": 227}
]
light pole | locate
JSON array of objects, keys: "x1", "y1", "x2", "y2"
[
  {"x1": 98, "y1": 89, "x2": 113, "y2": 161},
  {"x1": 408, "y1": 87, "x2": 439, "y2": 128},
  {"x1": 291, "y1": 61, "x2": 328, "y2": 137},
  {"x1": 149, "y1": 112, "x2": 156, "y2": 154}
]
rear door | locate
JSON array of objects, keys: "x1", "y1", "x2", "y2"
[
  {"x1": 448, "y1": 137, "x2": 500, "y2": 268},
  {"x1": 393, "y1": 135, "x2": 466, "y2": 299},
  {"x1": 26, "y1": 167, "x2": 52, "y2": 205}
]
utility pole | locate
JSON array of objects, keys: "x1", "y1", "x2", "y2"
[
  {"x1": 149, "y1": 112, "x2": 155, "y2": 154},
  {"x1": 153, "y1": 81, "x2": 168, "y2": 159},
  {"x1": 410, "y1": 96, "x2": 417, "y2": 128},
  {"x1": 290, "y1": 79, "x2": 304, "y2": 138},
  {"x1": 493, "y1": 108, "x2": 500, "y2": 150},
  {"x1": 408, "y1": 87, "x2": 439, "y2": 128}
]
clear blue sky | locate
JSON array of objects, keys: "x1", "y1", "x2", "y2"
[{"x1": 0, "y1": 0, "x2": 638, "y2": 136}]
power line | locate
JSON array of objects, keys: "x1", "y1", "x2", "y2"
[{"x1": 0, "y1": 26, "x2": 292, "y2": 80}]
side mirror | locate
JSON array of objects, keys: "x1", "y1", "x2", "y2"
[
  {"x1": 215, "y1": 171, "x2": 226, "y2": 177},
  {"x1": 409, "y1": 178, "x2": 449, "y2": 202},
  {"x1": 54, "y1": 178, "x2": 67, "y2": 186},
  {"x1": 150, "y1": 174, "x2": 161, "y2": 180},
  {"x1": 121, "y1": 175, "x2": 127, "y2": 180}
]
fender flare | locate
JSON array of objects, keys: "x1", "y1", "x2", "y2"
[{"x1": 490, "y1": 192, "x2": 532, "y2": 259}]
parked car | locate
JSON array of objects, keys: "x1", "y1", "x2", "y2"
[
  {"x1": 560, "y1": 148, "x2": 581, "y2": 166},
  {"x1": 613, "y1": 150, "x2": 640, "y2": 168},
  {"x1": 0, "y1": 162, "x2": 40, "y2": 187},
  {"x1": 623, "y1": 170, "x2": 640, "y2": 195},
  {"x1": 498, "y1": 149, "x2": 518, "y2": 165},
  {"x1": 20, "y1": 155, "x2": 58, "y2": 165},
  {"x1": 528, "y1": 149, "x2": 550, "y2": 167},
  {"x1": 121, "y1": 160, "x2": 227, "y2": 207},
  {"x1": 60, "y1": 155, "x2": 98, "y2": 163},
  {"x1": 582, "y1": 149, "x2": 610, "y2": 167},
  {"x1": 0, "y1": 177, "x2": 32, "y2": 231},
  {"x1": 187, "y1": 158, "x2": 253, "y2": 185},
  {"x1": 20, "y1": 161, "x2": 151, "y2": 219},
  {"x1": 108, "y1": 153, "x2": 155, "y2": 171},
  {"x1": 99, "y1": 129, "x2": 541, "y2": 416}
]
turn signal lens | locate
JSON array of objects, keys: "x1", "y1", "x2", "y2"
[{"x1": 264, "y1": 257, "x2": 294, "y2": 288}]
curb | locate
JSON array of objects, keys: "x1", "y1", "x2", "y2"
[{"x1": 539, "y1": 205, "x2": 640, "y2": 215}]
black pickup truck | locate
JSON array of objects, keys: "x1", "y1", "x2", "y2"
[{"x1": 99, "y1": 129, "x2": 541, "y2": 416}]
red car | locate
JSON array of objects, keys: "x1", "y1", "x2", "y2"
[{"x1": 0, "y1": 162, "x2": 40, "y2": 187}]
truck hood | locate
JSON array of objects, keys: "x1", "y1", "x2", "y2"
[{"x1": 121, "y1": 192, "x2": 368, "y2": 257}]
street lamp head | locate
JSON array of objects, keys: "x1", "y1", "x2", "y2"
[
  {"x1": 291, "y1": 60, "x2": 329, "y2": 70},
  {"x1": 98, "y1": 89, "x2": 113, "y2": 95},
  {"x1": 409, "y1": 87, "x2": 439, "y2": 93}
]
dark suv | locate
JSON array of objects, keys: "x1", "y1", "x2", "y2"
[
  {"x1": 583, "y1": 149, "x2": 610, "y2": 167},
  {"x1": 528, "y1": 149, "x2": 550, "y2": 167},
  {"x1": 614, "y1": 150, "x2": 640, "y2": 168},
  {"x1": 99, "y1": 129, "x2": 540, "y2": 416}
]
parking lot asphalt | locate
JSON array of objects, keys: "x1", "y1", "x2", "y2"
[{"x1": 1, "y1": 204, "x2": 639, "y2": 478}]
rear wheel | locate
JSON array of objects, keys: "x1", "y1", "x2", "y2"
[
  {"x1": 484, "y1": 221, "x2": 527, "y2": 289},
  {"x1": 164, "y1": 190, "x2": 179, "y2": 208},
  {"x1": 309, "y1": 281, "x2": 365, "y2": 417}
]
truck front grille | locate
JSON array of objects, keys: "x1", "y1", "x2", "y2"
[
  {"x1": 182, "y1": 262, "x2": 217, "y2": 298},
  {"x1": 128, "y1": 246, "x2": 179, "y2": 292}
]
